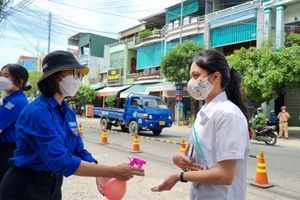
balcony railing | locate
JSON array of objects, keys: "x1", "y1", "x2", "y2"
[
  {"x1": 109, "y1": 40, "x2": 127, "y2": 48},
  {"x1": 166, "y1": 15, "x2": 205, "y2": 31},
  {"x1": 207, "y1": 0, "x2": 259, "y2": 19},
  {"x1": 135, "y1": 29, "x2": 162, "y2": 44}
]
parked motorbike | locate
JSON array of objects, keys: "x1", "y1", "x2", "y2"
[{"x1": 249, "y1": 125, "x2": 277, "y2": 146}]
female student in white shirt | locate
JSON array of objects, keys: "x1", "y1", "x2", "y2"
[{"x1": 152, "y1": 49, "x2": 250, "y2": 200}]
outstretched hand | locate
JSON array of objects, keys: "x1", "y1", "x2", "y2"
[
  {"x1": 151, "y1": 174, "x2": 179, "y2": 192},
  {"x1": 114, "y1": 163, "x2": 145, "y2": 181}
]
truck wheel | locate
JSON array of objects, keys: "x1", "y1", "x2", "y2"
[
  {"x1": 121, "y1": 125, "x2": 128, "y2": 133},
  {"x1": 152, "y1": 129, "x2": 162, "y2": 136},
  {"x1": 128, "y1": 121, "x2": 139, "y2": 134},
  {"x1": 100, "y1": 118, "x2": 111, "y2": 130}
]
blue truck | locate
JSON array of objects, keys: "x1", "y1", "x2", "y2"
[{"x1": 93, "y1": 94, "x2": 173, "y2": 135}]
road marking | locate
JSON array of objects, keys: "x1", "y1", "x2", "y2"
[{"x1": 82, "y1": 125, "x2": 188, "y2": 146}]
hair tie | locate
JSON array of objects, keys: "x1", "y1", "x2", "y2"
[{"x1": 228, "y1": 65, "x2": 233, "y2": 72}]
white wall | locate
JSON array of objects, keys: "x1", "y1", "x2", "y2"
[
  {"x1": 284, "y1": 3, "x2": 300, "y2": 24},
  {"x1": 88, "y1": 56, "x2": 103, "y2": 81},
  {"x1": 101, "y1": 45, "x2": 109, "y2": 72}
]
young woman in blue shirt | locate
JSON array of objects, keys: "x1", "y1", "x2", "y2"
[
  {"x1": 0, "y1": 64, "x2": 31, "y2": 183},
  {"x1": 0, "y1": 51, "x2": 144, "y2": 200}
]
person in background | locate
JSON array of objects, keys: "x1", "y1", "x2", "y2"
[
  {"x1": 268, "y1": 110, "x2": 279, "y2": 133},
  {"x1": 152, "y1": 49, "x2": 250, "y2": 200},
  {"x1": 0, "y1": 64, "x2": 31, "y2": 183},
  {"x1": 278, "y1": 106, "x2": 290, "y2": 139},
  {"x1": 0, "y1": 51, "x2": 144, "y2": 200},
  {"x1": 250, "y1": 107, "x2": 267, "y2": 139}
]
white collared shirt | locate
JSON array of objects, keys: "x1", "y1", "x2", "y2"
[{"x1": 189, "y1": 91, "x2": 250, "y2": 200}]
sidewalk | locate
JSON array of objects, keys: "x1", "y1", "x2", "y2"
[
  {"x1": 170, "y1": 124, "x2": 300, "y2": 138},
  {"x1": 77, "y1": 116, "x2": 300, "y2": 139}
]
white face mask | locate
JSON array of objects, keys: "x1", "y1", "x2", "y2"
[
  {"x1": 0, "y1": 77, "x2": 13, "y2": 91},
  {"x1": 187, "y1": 74, "x2": 214, "y2": 100},
  {"x1": 59, "y1": 75, "x2": 81, "y2": 97},
  {"x1": 282, "y1": 110, "x2": 286, "y2": 112}
]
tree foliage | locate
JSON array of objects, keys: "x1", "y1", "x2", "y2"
[
  {"x1": 227, "y1": 45, "x2": 300, "y2": 105},
  {"x1": 76, "y1": 85, "x2": 98, "y2": 105},
  {"x1": 161, "y1": 41, "x2": 204, "y2": 83},
  {"x1": 105, "y1": 96, "x2": 116, "y2": 108},
  {"x1": 26, "y1": 71, "x2": 43, "y2": 97}
]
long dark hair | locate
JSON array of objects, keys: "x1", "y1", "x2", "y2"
[
  {"x1": 190, "y1": 49, "x2": 249, "y2": 121},
  {"x1": 1, "y1": 64, "x2": 31, "y2": 91}
]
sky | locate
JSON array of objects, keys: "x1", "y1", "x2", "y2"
[{"x1": 0, "y1": 0, "x2": 180, "y2": 68}]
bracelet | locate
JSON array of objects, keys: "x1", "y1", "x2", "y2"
[{"x1": 180, "y1": 171, "x2": 187, "y2": 183}]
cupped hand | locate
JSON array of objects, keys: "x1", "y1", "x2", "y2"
[
  {"x1": 96, "y1": 177, "x2": 111, "y2": 196},
  {"x1": 173, "y1": 144, "x2": 202, "y2": 171},
  {"x1": 151, "y1": 174, "x2": 179, "y2": 192},
  {"x1": 114, "y1": 163, "x2": 145, "y2": 181}
]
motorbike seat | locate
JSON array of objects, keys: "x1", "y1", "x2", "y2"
[{"x1": 257, "y1": 128, "x2": 269, "y2": 134}]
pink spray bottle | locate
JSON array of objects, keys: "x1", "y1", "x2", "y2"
[{"x1": 103, "y1": 157, "x2": 146, "y2": 200}]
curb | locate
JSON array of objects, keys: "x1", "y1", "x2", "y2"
[{"x1": 82, "y1": 125, "x2": 189, "y2": 146}]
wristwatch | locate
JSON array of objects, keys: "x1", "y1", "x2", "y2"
[{"x1": 180, "y1": 171, "x2": 188, "y2": 183}]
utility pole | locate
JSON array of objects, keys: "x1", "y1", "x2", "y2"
[
  {"x1": 179, "y1": 0, "x2": 183, "y2": 44},
  {"x1": 47, "y1": 12, "x2": 52, "y2": 54}
]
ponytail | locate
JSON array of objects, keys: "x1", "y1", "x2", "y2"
[
  {"x1": 22, "y1": 82, "x2": 32, "y2": 91},
  {"x1": 225, "y1": 68, "x2": 249, "y2": 122}
]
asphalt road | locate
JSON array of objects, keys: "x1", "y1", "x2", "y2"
[{"x1": 77, "y1": 117, "x2": 300, "y2": 200}]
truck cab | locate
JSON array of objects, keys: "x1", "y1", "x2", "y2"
[
  {"x1": 124, "y1": 94, "x2": 172, "y2": 135},
  {"x1": 94, "y1": 93, "x2": 173, "y2": 135}
]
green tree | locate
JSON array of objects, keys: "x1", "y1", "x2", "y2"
[
  {"x1": 161, "y1": 40, "x2": 204, "y2": 120},
  {"x1": 105, "y1": 96, "x2": 116, "y2": 108},
  {"x1": 227, "y1": 45, "x2": 300, "y2": 106},
  {"x1": 26, "y1": 71, "x2": 43, "y2": 98},
  {"x1": 76, "y1": 85, "x2": 98, "y2": 105},
  {"x1": 161, "y1": 40, "x2": 204, "y2": 83}
]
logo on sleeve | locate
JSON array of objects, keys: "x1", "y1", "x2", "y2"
[
  {"x1": 5, "y1": 102, "x2": 15, "y2": 110},
  {"x1": 69, "y1": 122, "x2": 79, "y2": 135}
]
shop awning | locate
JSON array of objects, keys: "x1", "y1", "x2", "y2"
[
  {"x1": 120, "y1": 84, "x2": 150, "y2": 98},
  {"x1": 146, "y1": 82, "x2": 176, "y2": 92},
  {"x1": 90, "y1": 82, "x2": 105, "y2": 90},
  {"x1": 98, "y1": 85, "x2": 131, "y2": 96}
]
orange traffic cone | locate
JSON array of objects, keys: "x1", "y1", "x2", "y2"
[
  {"x1": 100, "y1": 128, "x2": 109, "y2": 145},
  {"x1": 130, "y1": 132, "x2": 142, "y2": 153},
  {"x1": 180, "y1": 139, "x2": 186, "y2": 152},
  {"x1": 78, "y1": 123, "x2": 83, "y2": 138},
  {"x1": 250, "y1": 151, "x2": 273, "y2": 188}
]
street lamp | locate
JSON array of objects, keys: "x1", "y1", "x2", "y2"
[{"x1": 23, "y1": 48, "x2": 35, "y2": 57}]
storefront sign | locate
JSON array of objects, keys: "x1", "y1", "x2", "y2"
[
  {"x1": 175, "y1": 83, "x2": 183, "y2": 106},
  {"x1": 146, "y1": 85, "x2": 176, "y2": 92},
  {"x1": 107, "y1": 68, "x2": 121, "y2": 86}
]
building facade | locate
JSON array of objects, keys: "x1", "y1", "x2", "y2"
[
  {"x1": 100, "y1": 0, "x2": 260, "y2": 120},
  {"x1": 262, "y1": 0, "x2": 300, "y2": 126},
  {"x1": 18, "y1": 56, "x2": 38, "y2": 71},
  {"x1": 68, "y1": 33, "x2": 117, "y2": 88}
]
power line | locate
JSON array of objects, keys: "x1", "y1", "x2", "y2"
[
  {"x1": 20, "y1": 6, "x2": 74, "y2": 36},
  {"x1": 7, "y1": 18, "x2": 36, "y2": 49},
  {"x1": 9, "y1": 7, "x2": 118, "y2": 35},
  {"x1": 48, "y1": 0, "x2": 138, "y2": 20}
]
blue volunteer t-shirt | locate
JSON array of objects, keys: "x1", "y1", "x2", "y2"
[
  {"x1": 9, "y1": 95, "x2": 97, "y2": 177},
  {"x1": 0, "y1": 90, "x2": 28, "y2": 143}
]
